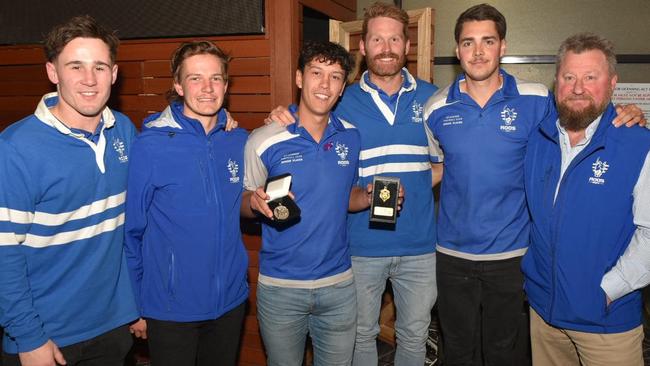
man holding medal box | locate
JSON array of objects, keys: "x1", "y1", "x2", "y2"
[{"x1": 242, "y1": 40, "x2": 373, "y2": 366}]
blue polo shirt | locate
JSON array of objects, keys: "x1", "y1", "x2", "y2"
[
  {"x1": 424, "y1": 69, "x2": 552, "y2": 260},
  {"x1": 244, "y1": 106, "x2": 361, "y2": 285}
]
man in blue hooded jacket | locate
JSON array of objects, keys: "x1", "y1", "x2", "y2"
[{"x1": 124, "y1": 41, "x2": 249, "y2": 366}]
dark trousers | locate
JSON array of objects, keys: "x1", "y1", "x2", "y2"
[
  {"x1": 3, "y1": 325, "x2": 132, "y2": 366},
  {"x1": 147, "y1": 301, "x2": 246, "y2": 366},
  {"x1": 436, "y1": 252, "x2": 527, "y2": 366}
]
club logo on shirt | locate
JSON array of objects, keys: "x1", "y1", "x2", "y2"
[
  {"x1": 411, "y1": 101, "x2": 423, "y2": 123},
  {"x1": 589, "y1": 157, "x2": 609, "y2": 185},
  {"x1": 335, "y1": 142, "x2": 350, "y2": 166},
  {"x1": 112, "y1": 138, "x2": 128, "y2": 163},
  {"x1": 499, "y1": 106, "x2": 518, "y2": 132},
  {"x1": 227, "y1": 159, "x2": 240, "y2": 183}
]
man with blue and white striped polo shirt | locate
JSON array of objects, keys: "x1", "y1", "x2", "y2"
[{"x1": 0, "y1": 16, "x2": 138, "y2": 366}]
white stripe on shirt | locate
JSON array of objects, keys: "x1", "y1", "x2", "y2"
[
  {"x1": 23, "y1": 213, "x2": 124, "y2": 248},
  {"x1": 360, "y1": 144, "x2": 428, "y2": 160},
  {"x1": 255, "y1": 130, "x2": 299, "y2": 156},
  {"x1": 359, "y1": 162, "x2": 431, "y2": 178},
  {"x1": 0, "y1": 232, "x2": 26, "y2": 246},
  {"x1": 33, "y1": 192, "x2": 125, "y2": 226},
  {"x1": 0, "y1": 207, "x2": 34, "y2": 224}
]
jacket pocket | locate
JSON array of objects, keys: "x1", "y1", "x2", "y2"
[{"x1": 167, "y1": 249, "x2": 176, "y2": 298}]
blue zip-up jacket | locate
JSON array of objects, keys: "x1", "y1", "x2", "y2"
[
  {"x1": 124, "y1": 103, "x2": 249, "y2": 322},
  {"x1": 0, "y1": 93, "x2": 138, "y2": 353},
  {"x1": 523, "y1": 103, "x2": 650, "y2": 333}
]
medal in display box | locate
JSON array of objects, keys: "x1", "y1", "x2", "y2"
[
  {"x1": 369, "y1": 176, "x2": 400, "y2": 224},
  {"x1": 265, "y1": 173, "x2": 300, "y2": 222}
]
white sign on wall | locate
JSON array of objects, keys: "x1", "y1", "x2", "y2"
[{"x1": 613, "y1": 83, "x2": 650, "y2": 118}]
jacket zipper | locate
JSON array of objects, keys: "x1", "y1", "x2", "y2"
[{"x1": 206, "y1": 132, "x2": 223, "y2": 310}]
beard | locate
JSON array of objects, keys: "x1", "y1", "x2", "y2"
[
  {"x1": 366, "y1": 52, "x2": 406, "y2": 77},
  {"x1": 557, "y1": 94, "x2": 610, "y2": 132}
]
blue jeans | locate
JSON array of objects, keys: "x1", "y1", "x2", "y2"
[
  {"x1": 351, "y1": 253, "x2": 437, "y2": 366},
  {"x1": 257, "y1": 278, "x2": 357, "y2": 366}
]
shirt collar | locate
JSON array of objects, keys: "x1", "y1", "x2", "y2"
[
  {"x1": 557, "y1": 115, "x2": 603, "y2": 148},
  {"x1": 34, "y1": 92, "x2": 115, "y2": 137},
  {"x1": 447, "y1": 68, "x2": 519, "y2": 103},
  {"x1": 359, "y1": 68, "x2": 416, "y2": 95},
  {"x1": 286, "y1": 104, "x2": 345, "y2": 135}
]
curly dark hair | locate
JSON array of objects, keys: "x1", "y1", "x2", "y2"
[
  {"x1": 44, "y1": 15, "x2": 119, "y2": 63},
  {"x1": 298, "y1": 40, "x2": 353, "y2": 81}
]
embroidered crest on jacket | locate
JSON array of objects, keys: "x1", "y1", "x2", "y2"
[
  {"x1": 589, "y1": 157, "x2": 609, "y2": 185},
  {"x1": 227, "y1": 159, "x2": 240, "y2": 183}
]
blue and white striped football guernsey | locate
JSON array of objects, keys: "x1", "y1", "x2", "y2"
[
  {"x1": 336, "y1": 68, "x2": 441, "y2": 257},
  {"x1": 0, "y1": 93, "x2": 138, "y2": 353}
]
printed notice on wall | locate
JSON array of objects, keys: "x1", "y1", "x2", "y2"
[{"x1": 612, "y1": 83, "x2": 650, "y2": 117}]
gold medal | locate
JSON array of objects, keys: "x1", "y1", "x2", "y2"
[
  {"x1": 274, "y1": 203, "x2": 290, "y2": 220},
  {"x1": 379, "y1": 185, "x2": 390, "y2": 202}
]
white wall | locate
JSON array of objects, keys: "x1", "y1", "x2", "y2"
[{"x1": 356, "y1": 0, "x2": 650, "y2": 88}]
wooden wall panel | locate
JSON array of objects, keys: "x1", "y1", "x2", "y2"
[
  {"x1": 0, "y1": 80, "x2": 54, "y2": 96},
  {"x1": 0, "y1": 64, "x2": 48, "y2": 81},
  {"x1": 0, "y1": 96, "x2": 43, "y2": 112},
  {"x1": 0, "y1": 34, "x2": 271, "y2": 131},
  {"x1": 301, "y1": 0, "x2": 356, "y2": 20},
  {"x1": 0, "y1": 46, "x2": 44, "y2": 65}
]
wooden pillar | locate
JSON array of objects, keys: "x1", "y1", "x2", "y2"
[{"x1": 268, "y1": 0, "x2": 300, "y2": 107}]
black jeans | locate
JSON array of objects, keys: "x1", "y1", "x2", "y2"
[
  {"x1": 3, "y1": 325, "x2": 132, "y2": 366},
  {"x1": 147, "y1": 301, "x2": 246, "y2": 366},
  {"x1": 436, "y1": 252, "x2": 527, "y2": 366}
]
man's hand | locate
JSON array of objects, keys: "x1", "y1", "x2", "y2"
[
  {"x1": 264, "y1": 106, "x2": 296, "y2": 126},
  {"x1": 431, "y1": 163, "x2": 443, "y2": 187},
  {"x1": 250, "y1": 187, "x2": 273, "y2": 219},
  {"x1": 19, "y1": 339, "x2": 66, "y2": 366},
  {"x1": 129, "y1": 318, "x2": 148, "y2": 339},
  {"x1": 224, "y1": 109, "x2": 239, "y2": 131},
  {"x1": 349, "y1": 184, "x2": 372, "y2": 212},
  {"x1": 606, "y1": 295, "x2": 612, "y2": 307},
  {"x1": 248, "y1": 187, "x2": 296, "y2": 219},
  {"x1": 396, "y1": 184, "x2": 405, "y2": 211},
  {"x1": 613, "y1": 104, "x2": 647, "y2": 128}
]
